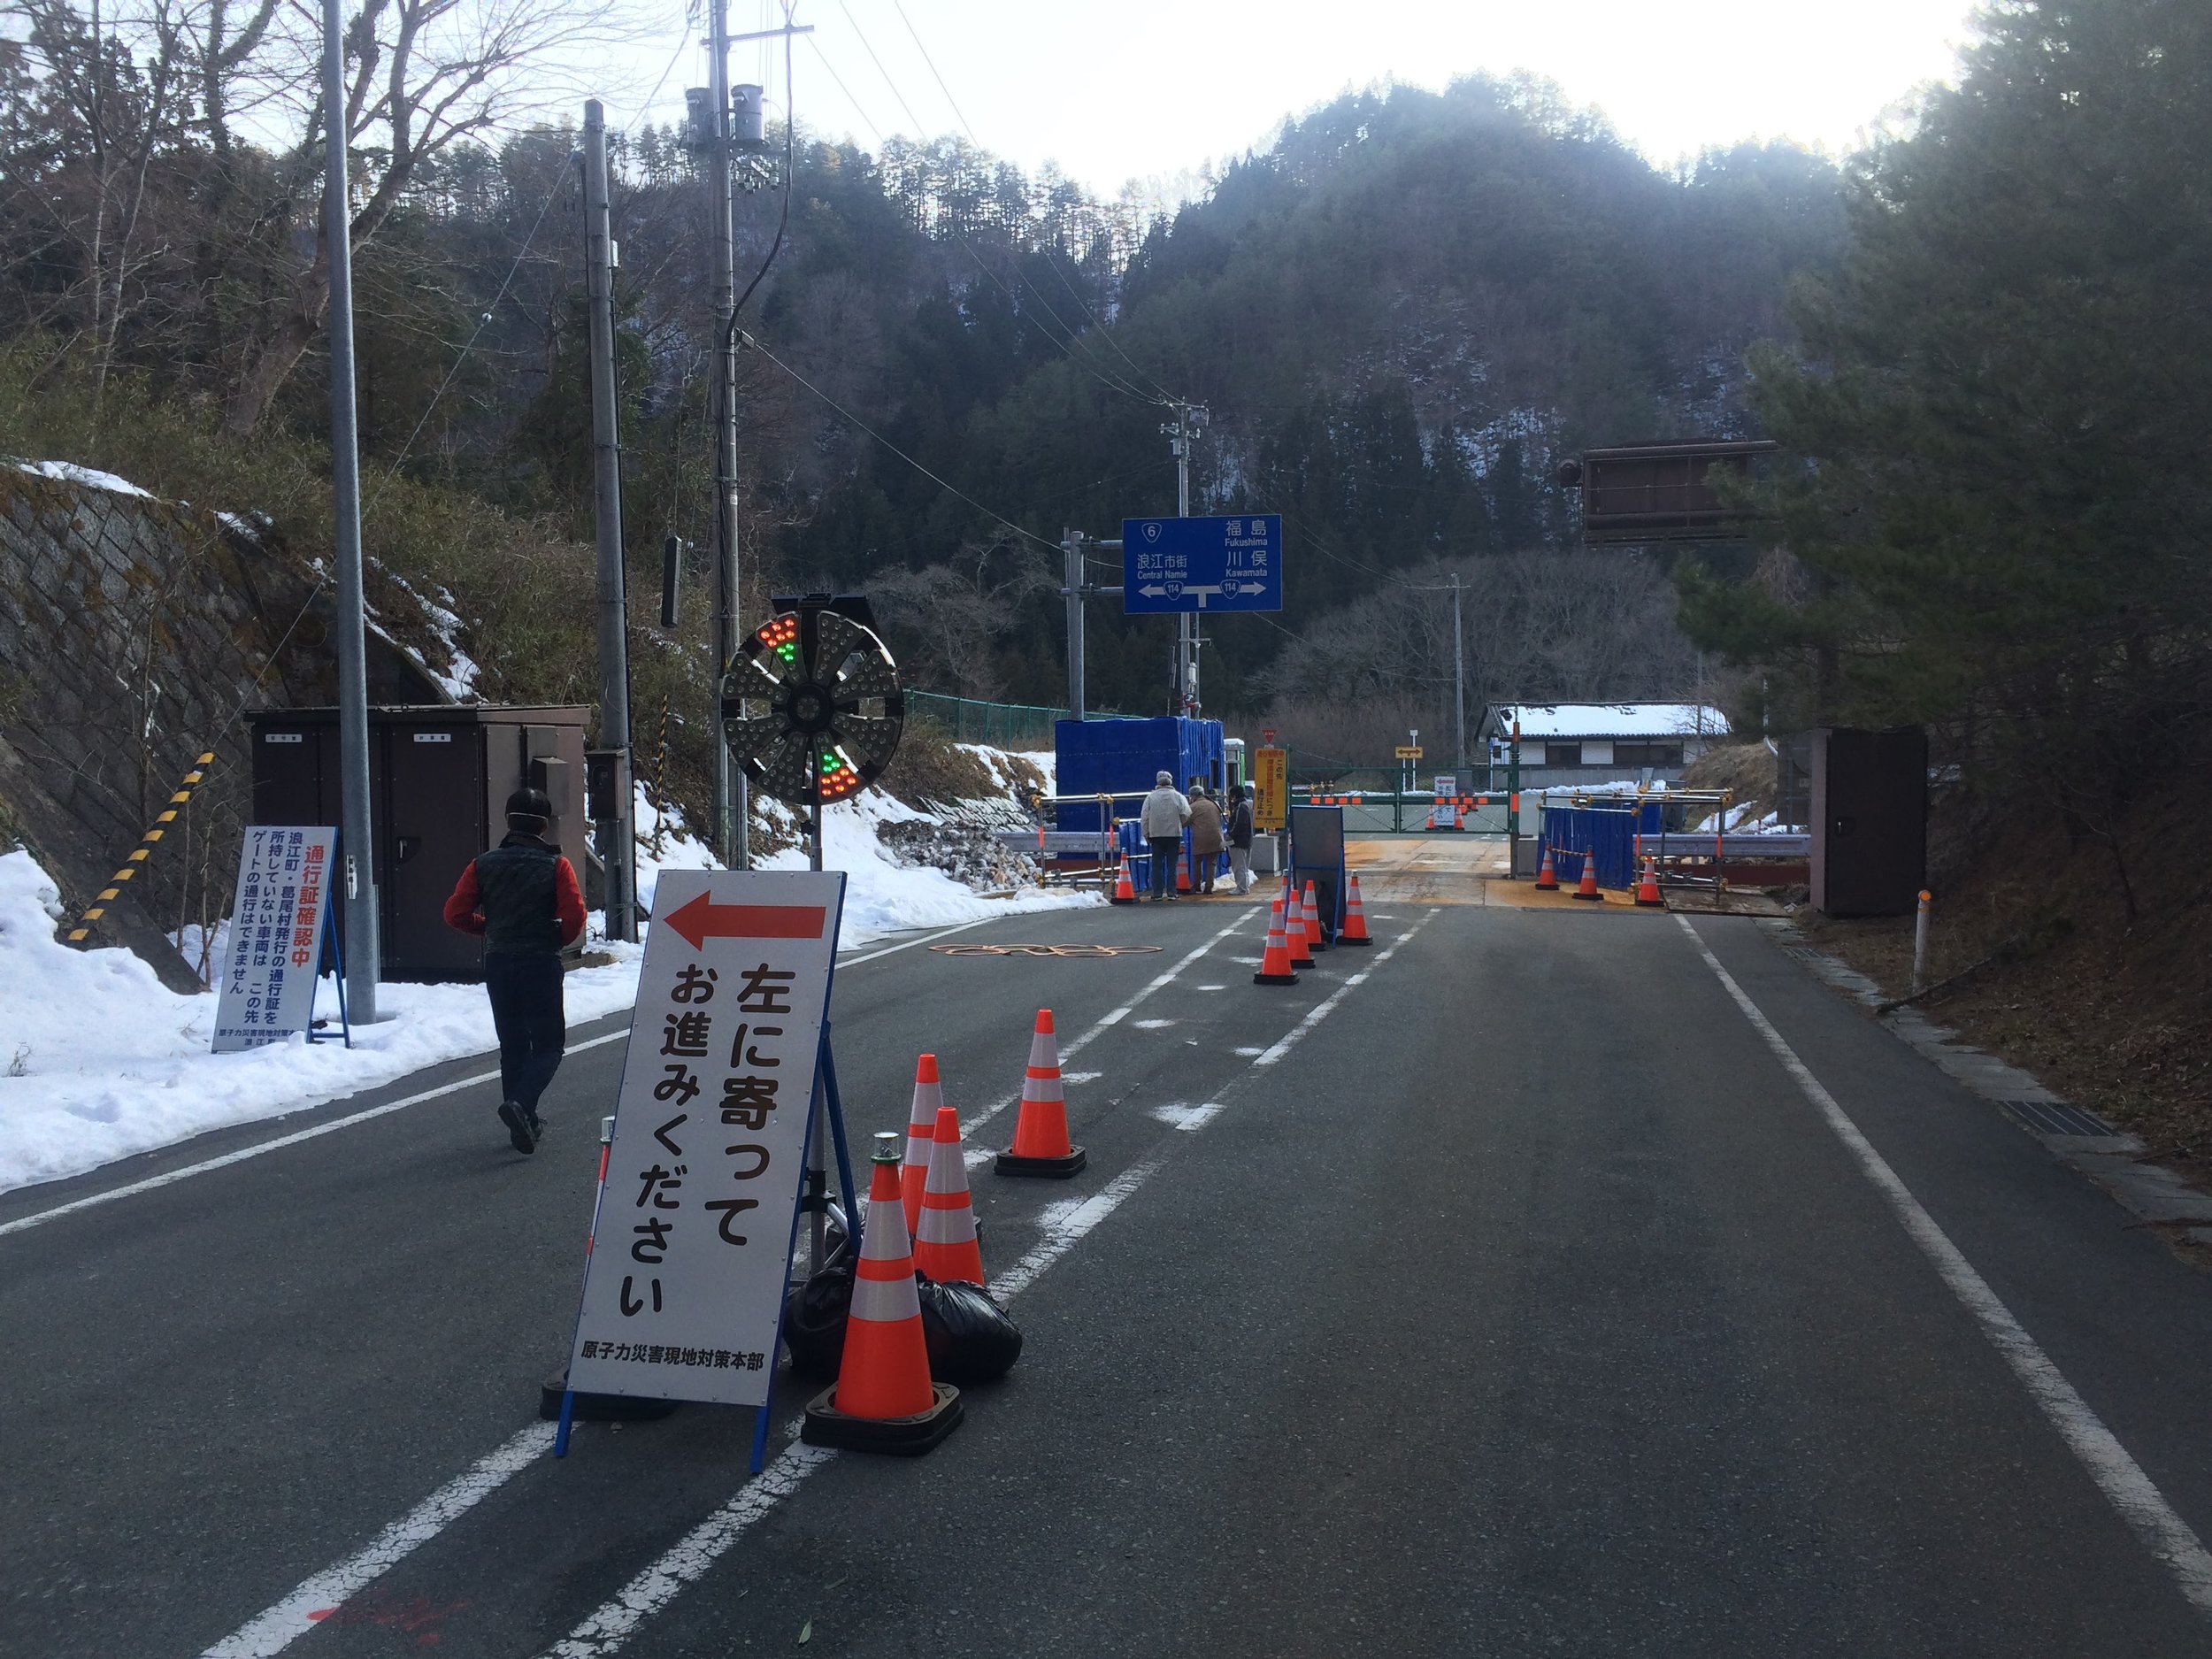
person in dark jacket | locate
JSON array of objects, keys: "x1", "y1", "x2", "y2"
[
  {"x1": 1226, "y1": 783, "x2": 1256, "y2": 895},
  {"x1": 442, "y1": 787, "x2": 587, "y2": 1153}
]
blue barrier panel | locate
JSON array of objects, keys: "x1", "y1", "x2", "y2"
[{"x1": 1540, "y1": 803, "x2": 1663, "y2": 889}]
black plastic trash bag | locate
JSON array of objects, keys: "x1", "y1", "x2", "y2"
[
  {"x1": 916, "y1": 1276, "x2": 1023, "y2": 1383},
  {"x1": 781, "y1": 1263, "x2": 853, "y2": 1382}
]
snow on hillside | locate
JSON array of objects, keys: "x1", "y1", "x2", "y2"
[{"x1": 1, "y1": 753, "x2": 1095, "y2": 1195}]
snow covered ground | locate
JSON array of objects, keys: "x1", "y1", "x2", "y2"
[{"x1": 1, "y1": 757, "x2": 1093, "y2": 1195}]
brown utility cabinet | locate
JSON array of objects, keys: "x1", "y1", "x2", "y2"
[
  {"x1": 1810, "y1": 726, "x2": 1927, "y2": 917},
  {"x1": 246, "y1": 705, "x2": 590, "y2": 982}
]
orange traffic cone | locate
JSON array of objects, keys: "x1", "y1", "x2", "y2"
[
  {"x1": 1534, "y1": 845, "x2": 1559, "y2": 890},
  {"x1": 995, "y1": 1009, "x2": 1087, "y2": 1177},
  {"x1": 1634, "y1": 854, "x2": 1664, "y2": 908},
  {"x1": 1302, "y1": 879, "x2": 1328, "y2": 951},
  {"x1": 1254, "y1": 895, "x2": 1301, "y2": 985},
  {"x1": 801, "y1": 1133, "x2": 963, "y2": 1454},
  {"x1": 1285, "y1": 886, "x2": 1317, "y2": 969},
  {"x1": 901, "y1": 1053, "x2": 942, "y2": 1239},
  {"x1": 913, "y1": 1106, "x2": 986, "y2": 1286},
  {"x1": 1571, "y1": 847, "x2": 1602, "y2": 901},
  {"x1": 1338, "y1": 872, "x2": 1372, "y2": 945},
  {"x1": 1110, "y1": 859, "x2": 1136, "y2": 904},
  {"x1": 1176, "y1": 836, "x2": 1193, "y2": 894}
]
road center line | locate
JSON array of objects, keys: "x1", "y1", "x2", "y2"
[
  {"x1": 957, "y1": 914, "x2": 1256, "y2": 1158},
  {"x1": 197, "y1": 1424, "x2": 558, "y2": 1659},
  {"x1": 1677, "y1": 914, "x2": 2212, "y2": 1620},
  {"x1": 201, "y1": 907, "x2": 1400, "y2": 1659},
  {"x1": 2, "y1": 918, "x2": 1031, "y2": 1240}
]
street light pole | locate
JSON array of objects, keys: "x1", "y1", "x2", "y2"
[
  {"x1": 1452, "y1": 570, "x2": 1465, "y2": 777},
  {"x1": 323, "y1": 0, "x2": 379, "y2": 1020},
  {"x1": 1164, "y1": 403, "x2": 1207, "y2": 714}
]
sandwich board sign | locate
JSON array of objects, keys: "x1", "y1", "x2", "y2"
[
  {"x1": 211, "y1": 826, "x2": 339, "y2": 1052},
  {"x1": 564, "y1": 868, "x2": 847, "y2": 1408}
]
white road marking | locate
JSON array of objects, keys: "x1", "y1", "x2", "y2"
[
  {"x1": 198, "y1": 1424, "x2": 557, "y2": 1658},
  {"x1": 1133, "y1": 1018, "x2": 1175, "y2": 1029},
  {"x1": 1677, "y1": 914, "x2": 2212, "y2": 1620},
  {"x1": 0, "y1": 1033, "x2": 630, "y2": 1240},
  {"x1": 2, "y1": 918, "x2": 1048, "y2": 1240},
  {"x1": 1148, "y1": 1102, "x2": 1226, "y2": 1133},
  {"x1": 540, "y1": 910, "x2": 1420, "y2": 1657},
  {"x1": 1253, "y1": 914, "x2": 1440, "y2": 1067},
  {"x1": 203, "y1": 905, "x2": 1348, "y2": 1659},
  {"x1": 544, "y1": 1158, "x2": 1166, "y2": 1657}
]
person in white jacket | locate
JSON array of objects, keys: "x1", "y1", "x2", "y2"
[{"x1": 1138, "y1": 771, "x2": 1192, "y2": 902}]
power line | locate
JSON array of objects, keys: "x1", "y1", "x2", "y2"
[
  {"x1": 740, "y1": 326, "x2": 1062, "y2": 556},
  {"x1": 828, "y1": 1, "x2": 1175, "y2": 410},
  {"x1": 888, "y1": 0, "x2": 1179, "y2": 406}
]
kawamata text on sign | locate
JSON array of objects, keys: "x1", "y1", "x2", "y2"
[
  {"x1": 565, "y1": 869, "x2": 847, "y2": 1408},
  {"x1": 211, "y1": 826, "x2": 336, "y2": 1054}
]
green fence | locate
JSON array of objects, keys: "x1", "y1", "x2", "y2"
[{"x1": 906, "y1": 691, "x2": 1068, "y2": 750}]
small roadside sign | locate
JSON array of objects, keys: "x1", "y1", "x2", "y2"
[
  {"x1": 1254, "y1": 746, "x2": 1288, "y2": 832},
  {"x1": 1121, "y1": 515, "x2": 1283, "y2": 613},
  {"x1": 211, "y1": 826, "x2": 336, "y2": 1052},
  {"x1": 565, "y1": 868, "x2": 847, "y2": 1407},
  {"x1": 1434, "y1": 774, "x2": 1457, "y2": 798},
  {"x1": 1394, "y1": 745, "x2": 1425, "y2": 761}
]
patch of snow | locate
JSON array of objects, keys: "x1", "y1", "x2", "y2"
[
  {"x1": 11, "y1": 458, "x2": 156, "y2": 499},
  {"x1": 1504, "y1": 703, "x2": 1731, "y2": 739}
]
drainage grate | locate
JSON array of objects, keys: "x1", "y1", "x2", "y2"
[
  {"x1": 1783, "y1": 945, "x2": 1824, "y2": 962},
  {"x1": 2000, "y1": 1099, "x2": 2119, "y2": 1138}
]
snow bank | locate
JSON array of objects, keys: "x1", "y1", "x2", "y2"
[
  {"x1": 11, "y1": 458, "x2": 154, "y2": 499},
  {"x1": 2, "y1": 754, "x2": 1095, "y2": 1195}
]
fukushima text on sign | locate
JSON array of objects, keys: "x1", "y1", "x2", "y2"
[{"x1": 565, "y1": 869, "x2": 846, "y2": 1408}]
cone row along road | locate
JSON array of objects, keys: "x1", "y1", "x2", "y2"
[{"x1": 7, "y1": 874, "x2": 2212, "y2": 1656}]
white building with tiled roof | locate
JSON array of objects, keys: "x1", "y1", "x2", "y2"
[{"x1": 1479, "y1": 703, "x2": 1727, "y2": 783}]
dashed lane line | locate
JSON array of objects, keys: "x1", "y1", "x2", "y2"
[
  {"x1": 1, "y1": 917, "x2": 1040, "y2": 1240},
  {"x1": 201, "y1": 915, "x2": 1432, "y2": 1659},
  {"x1": 1678, "y1": 913, "x2": 2212, "y2": 1623}
]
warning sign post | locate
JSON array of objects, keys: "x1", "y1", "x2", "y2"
[
  {"x1": 211, "y1": 826, "x2": 345, "y2": 1052},
  {"x1": 559, "y1": 869, "x2": 849, "y2": 1440}
]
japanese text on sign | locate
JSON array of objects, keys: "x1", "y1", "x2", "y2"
[
  {"x1": 565, "y1": 869, "x2": 845, "y2": 1409},
  {"x1": 211, "y1": 826, "x2": 335, "y2": 1053}
]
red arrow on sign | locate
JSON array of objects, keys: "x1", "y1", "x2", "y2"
[{"x1": 663, "y1": 893, "x2": 826, "y2": 949}]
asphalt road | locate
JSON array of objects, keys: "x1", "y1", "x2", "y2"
[{"x1": 6, "y1": 888, "x2": 2212, "y2": 1656}]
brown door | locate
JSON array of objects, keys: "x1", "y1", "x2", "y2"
[{"x1": 381, "y1": 723, "x2": 489, "y2": 981}]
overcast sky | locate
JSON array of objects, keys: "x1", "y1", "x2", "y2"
[{"x1": 603, "y1": 0, "x2": 1985, "y2": 200}]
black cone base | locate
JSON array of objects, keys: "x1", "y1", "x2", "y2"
[
  {"x1": 801, "y1": 1381, "x2": 963, "y2": 1455},
  {"x1": 1338, "y1": 933, "x2": 1372, "y2": 946},
  {"x1": 995, "y1": 1144, "x2": 1087, "y2": 1178},
  {"x1": 539, "y1": 1369, "x2": 684, "y2": 1423},
  {"x1": 1253, "y1": 969, "x2": 1300, "y2": 985},
  {"x1": 1571, "y1": 891, "x2": 1603, "y2": 901}
]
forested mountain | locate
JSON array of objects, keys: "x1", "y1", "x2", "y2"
[{"x1": 1, "y1": 11, "x2": 1845, "y2": 752}]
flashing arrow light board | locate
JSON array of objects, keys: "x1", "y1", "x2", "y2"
[{"x1": 1121, "y1": 515, "x2": 1283, "y2": 613}]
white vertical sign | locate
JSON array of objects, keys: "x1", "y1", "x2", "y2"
[
  {"x1": 566, "y1": 869, "x2": 847, "y2": 1406},
  {"x1": 211, "y1": 826, "x2": 337, "y2": 1053}
]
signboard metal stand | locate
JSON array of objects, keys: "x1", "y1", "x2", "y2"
[{"x1": 304, "y1": 895, "x2": 351, "y2": 1048}]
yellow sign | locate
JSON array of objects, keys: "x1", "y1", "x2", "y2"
[
  {"x1": 1254, "y1": 747, "x2": 1288, "y2": 832},
  {"x1": 1394, "y1": 745, "x2": 1425, "y2": 760}
]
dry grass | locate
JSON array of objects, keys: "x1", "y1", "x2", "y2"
[{"x1": 1799, "y1": 774, "x2": 2212, "y2": 1190}]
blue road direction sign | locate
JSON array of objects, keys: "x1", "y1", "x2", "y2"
[{"x1": 1121, "y1": 514, "x2": 1283, "y2": 613}]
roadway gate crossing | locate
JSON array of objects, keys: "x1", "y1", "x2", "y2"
[{"x1": 1288, "y1": 768, "x2": 1517, "y2": 834}]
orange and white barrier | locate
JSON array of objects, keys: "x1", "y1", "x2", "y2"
[
  {"x1": 913, "y1": 1106, "x2": 986, "y2": 1286},
  {"x1": 901, "y1": 1053, "x2": 943, "y2": 1238},
  {"x1": 995, "y1": 1009, "x2": 1087, "y2": 1177}
]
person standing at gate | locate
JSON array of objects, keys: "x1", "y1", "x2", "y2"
[
  {"x1": 1188, "y1": 784, "x2": 1225, "y2": 895},
  {"x1": 1140, "y1": 771, "x2": 1190, "y2": 902},
  {"x1": 442, "y1": 787, "x2": 587, "y2": 1153},
  {"x1": 1227, "y1": 782, "x2": 1256, "y2": 895}
]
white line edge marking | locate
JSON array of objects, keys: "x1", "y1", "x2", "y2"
[
  {"x1": 209, "y1": 900, "x2": 1403, "y2": 1658},
  {"x1": 0, "y1": 1033, "x2": 630, "y2": 1240},
  {"x1": 4, "y1": 918, "x2": 1018, "y2": 1240},
  {"x1": 197, "y1": 1424, "x2": 558, "y2": 1658},
  {"x1": 1675, "y1": 912, "x2": 2212, "y2": 1618}
]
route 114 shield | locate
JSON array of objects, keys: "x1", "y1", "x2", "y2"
[{"x1": 565, "y1": 868, "x2": 846, "y2": 1407}]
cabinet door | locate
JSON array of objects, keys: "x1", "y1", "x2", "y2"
[{"x1": 383, "y1": 726, "x2": 488, "y2": 980}]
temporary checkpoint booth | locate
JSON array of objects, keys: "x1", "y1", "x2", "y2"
[{"x1": 247, "y1": 704, "x2": 591, "y2": 981}]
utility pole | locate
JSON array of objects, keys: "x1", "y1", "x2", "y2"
[
  {"x1": 1451, "y1": 570, "x2": 1465, "y2": 776},
  {"x1": 705, "y1": 0, "x2": 744, "y2": 871},
  {"x1": 1064, "y1": 529, "x2": 1086, "y2": 721},
  {"x1": 323, "y1": 0, "x2": 379, "y2": 1021},
  {"x1": 1163, "y1": 403, "x2": 1208, "y2": 714},
  {"x1": 583, "y1": 100, "x2": 635, "y2": 942}
]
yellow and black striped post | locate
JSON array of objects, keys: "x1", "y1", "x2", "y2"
[
  {"x1": 66, "y1": 750, "x2": 216, "y2": 944},
  {"x1": 649, "y1": 693, "x2": 671, "y2": 856}
]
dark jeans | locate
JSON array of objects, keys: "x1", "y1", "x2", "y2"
[
  {"x1": 1148, "y1": 835, "x2": 1181, "y2": 898},
  {"x1": 484, "y1": 951, "x2": 566, "y2": 1116}
]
